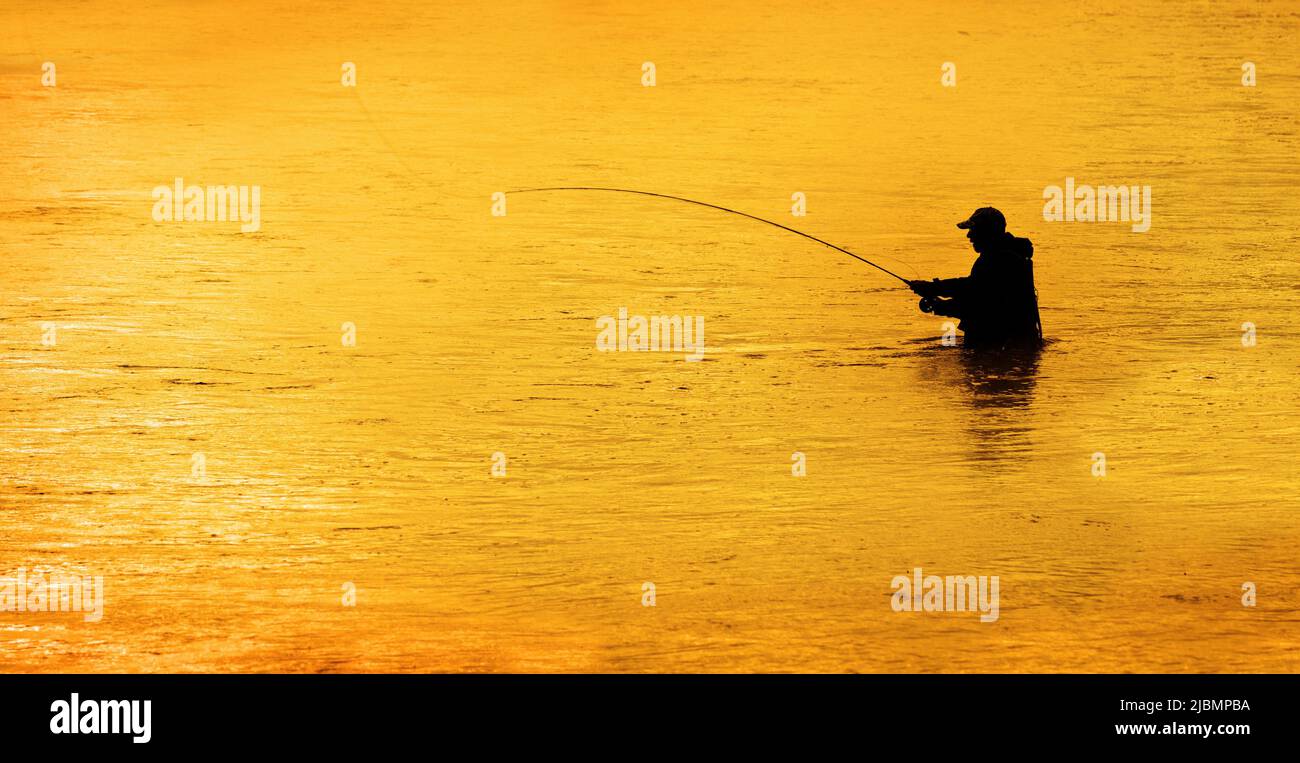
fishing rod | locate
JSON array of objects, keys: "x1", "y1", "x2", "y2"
[{"x1": 506, "y1": 186, "x2": 913, "y2": 286}]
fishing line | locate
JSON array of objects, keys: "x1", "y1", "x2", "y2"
[
  {"x1": 506, "y1": 186, "x2": 913, "y2": 286},
  {"x1": 353, "y1": 88, "x2": 430, "y2": 183}
]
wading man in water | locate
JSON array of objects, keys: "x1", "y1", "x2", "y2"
[{"x1": 909, "y1": 207, "x2": 1043, "y2": 348}]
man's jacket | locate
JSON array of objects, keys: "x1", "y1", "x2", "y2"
[{"x1": 926, "y1": 233, "x2": 1042, "y2": 347}]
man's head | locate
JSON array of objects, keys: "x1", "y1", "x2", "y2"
[{"x1": 957, "y1": 207, "x2": 1006, "y2": 253}]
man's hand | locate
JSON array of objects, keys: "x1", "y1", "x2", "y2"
[{"x1": 908, "y1": 279, "x2": 937, "y2": 298}]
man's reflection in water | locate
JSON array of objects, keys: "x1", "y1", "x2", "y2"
[
  {"x1": 922, "y1": 344, "x2": 1044, "y2": 463},
  {"x1": 958, "y1": 345, "x2": 1041, "y2": 409}
]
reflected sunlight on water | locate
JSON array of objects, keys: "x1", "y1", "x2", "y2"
[{"x1": 2, "y1": 0, "x2": 1299, "y2": 671}]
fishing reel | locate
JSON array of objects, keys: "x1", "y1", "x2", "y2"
[{"x1": 918, "y1": 296, "x2": 937, "y2": 314}]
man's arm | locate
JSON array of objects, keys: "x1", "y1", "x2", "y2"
[{"x1": 909, "y1": 276, "x2": 969, "y2": 299}]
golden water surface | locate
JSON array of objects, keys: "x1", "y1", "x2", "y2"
[{"x1": 2, "y1": 1, "x2": 1299, "y2": 671}]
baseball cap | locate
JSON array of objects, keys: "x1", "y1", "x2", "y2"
[{"x1": 956, "y1": 207, "x2": 1006, "y2": 232}]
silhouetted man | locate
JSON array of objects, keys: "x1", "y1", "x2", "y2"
[{"x1": 909, "y1": 207, "x2": 1042, "y2": 348}]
